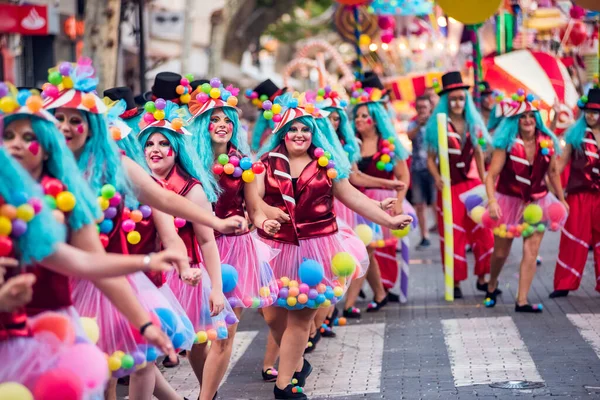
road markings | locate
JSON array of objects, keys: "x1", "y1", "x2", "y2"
[
  {"x1": 567, "y1": 314, "x2": 600, "y2": 359},
  {"x1": 221, "y1": 330, "x2": 259, "y2": 385},
  {"x1": 442, "y1": 316, "x2": 542, "y2": 387}
]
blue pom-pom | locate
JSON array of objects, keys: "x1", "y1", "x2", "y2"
[
  {"x1": 277, "y1": 298, "x2": 287, "y2": 307},
  {"x1": 298, "y1": 258, "x2": 324, "y2": 286},
  {"x1": 239, "y1": 157, "x2": 253, "y2": 171},
  {"x1": 221, "y1": 90, "x2": 231, "y2": 101},
  {"x1": 578, "y1": 100, "x2": 585, "y2": 108},
  {"x1": 340, "y1": 100, "x2": 348, "y2": 107},
  {"x1": 221, "y1": 264, "x2": 239, "y2": 293},
  {"x1": 526, "y1": 94, "x2": 535, "y2": 102},
  {"x1": 245, "y1": 89, "x2": 253, "y2": 97},
  {"x1": 315, "y1": 294, "x2": 326, "y2": 304},
  {"x1": 99, "y1": 219, "x2": 114, "y2": 234},
  {"x1": 307, "y1": 299, "x2": 316, "y2": 308},
  {"x1": 11, "y1": 191, "x2": 29, "y2": 205},
  {"x1": 541, "y1": 148, "x2": 549, "y2": 156},
  {"x1": 384, "y1": 163, "x2": 394, "y2": 172},
  {"x1": 289, "y1": 99, "x2": 298, "y2": 108},
  {"x1": 17, "y1": 90, "x2": 31, "y2": 106},
  {"x1": 217, "y1": 326, "x2": 228, "y2": 339}
]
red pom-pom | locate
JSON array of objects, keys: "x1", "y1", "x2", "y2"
[
  {"x1": 43, "y1": 178, "x2": 64, "y2": 197},
  {"x1": 481, "y1": 210, "x2": 499, "y2": 229},
  {"x1": 213, "y1": 163, "x2": 224, "y2": 175},
  {"x1": 251, "y1": 162, "x2": 265, "y2": 174}
]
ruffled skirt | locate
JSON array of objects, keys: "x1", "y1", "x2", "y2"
[
  {"x1": 361, "y1": 188, "x2": 416, "y2": 242},
  {"x1": 216, "y1": 232, "x2": 279, "y2": 309},
  {"x1": 70, "y1": 272, "x2": 195, "y2": 378},
  {"x1": 334, "y1": 199, "x2": 358, "y2": 228},
  {"x1": 259, "y1": 228, "x2": 369, "y2": 310}
]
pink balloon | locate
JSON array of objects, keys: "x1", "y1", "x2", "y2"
[
  {"x1": 381, "y1": 29, "x2": 395, "y2": 44},
  {"x1": 33, "y1": 368, "x2": 84, "y2": 400},
  {"x1": 481, "y1": 210, "x2": 499, "y2": 229},
  {"x1": 546, "y1": 202, "x2": 566, "y2": 223},
  {"x1": 56, "y1": 343, "x2": 108, "y2": 390},
  {"x1": 378, "y1": 16, "x2": 395, "y2": 30}
]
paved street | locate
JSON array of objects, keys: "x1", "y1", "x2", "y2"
[{"x1": 118, "y1": 228, "x2": 600, "y2": 399}]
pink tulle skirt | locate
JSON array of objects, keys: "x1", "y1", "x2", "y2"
[
  {"x1": 216, "y1": 232, "x2": 279, "y2": 309},
  {"x1": 70, "y1": 272, "x2": 195, "y2": 378},
  {"x1": 334, "y1": 199, "x2": 358, "y2": 228},
  {"x1": 166, "y1": 265, "x2": 239, "y2": 342},
  {"x1": 259, "y1": 229, "x2": 369, "y2": 310},
  {"x1": 361, "y1": 189, "x2": 416, "y2": 240},
  {"x1": 492, "y1": 192, "x2": 568, "y2": 236}
]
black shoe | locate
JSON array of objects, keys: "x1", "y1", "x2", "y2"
[
  {"x1": 162, "y1": 355, "x2": 180, "y2": 368},
  {"x1": 536, "y1": 255, "x2": 542, "y2": 265},
  {"x1": 453, "y1": 287, "x2": 463, "y2": 299},
  {"x1": 343, "y1": 307, "x2": 361, "y2": 318},
  {"x1": 387, "y1": 292, "x2": 400, "y2": 303},
  {"x1": 366, "y1": 296, "x2": 388, "y2": 312},
  {"x1": 476, "y1": 282, "x2": 502, "y2": 295},
  {"x1": 358, "y1": 289, "x2": 366, "y2": 299},
  {"x1": 304, "y1": 330, "x2": 321, "y2": 354},
  {"x1": 320, "y1": 324, "x2": 336, "y2": 338},
  {"x1": 417, "y1": 238, "x2": 431, "y2": 248},
  {"x1": 549, "y1": 290, "x2": 570, "y2": 298},
  {"x1": 274, "y1": 384, "x2": 307, "y2": 399},
  {"x1": 515, "y1": 303, "x2": 543, "y2": 313},
  {"x1": 292, "y1": 359, "x2": 313, "y2": 387},
  {"x1": 325, "y1": 307, "x2": 339, "y2": 328},
  {"x1": 262, "y1": 368, "x2": 279, "y2": 382},
  {"x1": 117, "y1": 376, "x2": 130, "y2": 386},
  {"x1": 466, "y1": 245, "x2": 472, "y2": 253},
  {"x1": 483, "y1": 288, "x2": 501, "y2": 308}
]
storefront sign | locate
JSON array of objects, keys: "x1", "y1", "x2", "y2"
[{"x1": 0, "y1": 4, "x2": 49, "y2": 35}]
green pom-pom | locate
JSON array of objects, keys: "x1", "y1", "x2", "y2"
[
  {"x1": 144, "y1": 101, "x2": 156, "y2": 113},
  {"x1": 185, "y1": 73, "x2": 194, "y2": 82},
  {"x1": 48, "y1": 71, "x2": 63, "y2": 85},
  {"x1": 581, "y1": 96, "x2": 588, "y2": 103},
  {"x1": 201, "y1": 83, "x2": 212, "y2": 94},
  {"x1": 101, "y1": 184, "x2": 116, "y2": 200},
  {"x1": 536, "y1": 224, "x2": 545, "y2": 232},
  {"x1": 217, "y1": 154, "x2": 229, "y2": 165},
  {"x1": 263, "y1": 110, "x2": 274, "y2": 120},
  {"x1": 324, "y1": 151, "x2": 332, "y2": 160},
  {"x1": 317, "y1": 89, "x2": 325, "y2": 97},
  {"x1": 260, "y1": 94, "x2": 268, "y2": 101},
  {"x1": 376, "y1": 161, "x2": 386, "y2": 171},
  {"x1": 44, "y1": 195, "x2": 57, "y2": 210}
]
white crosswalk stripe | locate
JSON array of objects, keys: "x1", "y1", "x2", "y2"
[{"x1": 567, "y1": 314, "x2": 600, "y2": 360}]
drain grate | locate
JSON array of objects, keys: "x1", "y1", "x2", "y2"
[{"x1": 490, "y1": 381, "x2": 545, "y2": 389}]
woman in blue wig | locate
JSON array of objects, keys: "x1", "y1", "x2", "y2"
[
  {"x1": 246, "y1": 79, "x2": 286, "y2": 152},
  {"x1": 551, "y1": 88, "x2": 600, "y2": 299},
  {"x1": 484, "y1": 90, "x2": 567, "y2": 313},
  {"x1": 254, "y1": 92, "x2": 412, "y2": 399},
  {"x1": 424, "y1": 71, "x2": 494, "y2": 299},
  {"x1": 140, "y1": 96, "x2": 244, "y2": 400},
  {"x1": 349, "y1": 80, "x2": 415, "y2": 316}
]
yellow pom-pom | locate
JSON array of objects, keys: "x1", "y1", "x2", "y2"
[
  {"x1": 56, "y1": 191, "x2": 76, "y2": 212},
  {"x1": 242, "y1": 170, "x2": 255, "y2": 183},
  {"x1": 127, "y1": 231, "x2": 141, "y2": 245},
  {"x1": 80, "y1": 317, "x2": 100, "y2": 344},
  {"x1": 180, "y1": 94, "x2": 191, "y2": 104},
  {"x1": 259, "y1": 287, "x2": 270, "y2": 297},
  {"x1": 209, "y1": 88, "x2": 221, "y2": 99},
  {"x1": 333, "y1": 286, "x2": 344, "y2": 297},
  {"x1": 287, "y1": 297, "x2": 297, "y2": 307},
  {"x1": 358, "y1": 34, "x2": 371, "y2": 46},
  {"x1": 97, "y1": 197, "x2": 110, "y2": 211},
  {"x1": 196, "y1": 331, "x2": 208, "y2": 344},
  {"x1": 376, "y1": 239, "x2": 385, "y2": 248},
  {"x1": 318, "y1": 156, "x2": 329, "y2": 167},
  {"x1": 322, "y1": 299, "x2": 331, "y2": 308},
  {"x1": 289, "y1": 280, "x2": 299, "y2": 287},
  {"x1": 107, "y1": 356, "x2": 121, "y2": 371},
  {"x1": 0, "y1": 216, "x2": 12, "y2": 236},
  {"x1": 470, "y1": 205, "x2": 486, "y2": 224},
  {"x1": 354, "y1": 224, "x2": 373, "y2": 245},
  {"x1": 16, "y1": 204, "x2": 35, "y2": 222},
  {"x1": 62, "y1": 76, "x2": 74, "y2": 89},
  {"x1": 272, "y1": 104, "x2": 282, "y2": 114},
  {"x1": 153, "y1": 110, "x2": 165, "y2": 120},
  {"x1": 331, "y1": 252, "x2": 356, "y2": 277},
  {"x1": 380, "y1": 154, "x2": 391, "y2": 163},
  {"x1": 280, "y1": 277, "x2": 290, "y2": 287},
  {"x1": 0, "y1": 97, "x2": 18, "y2": 113}
]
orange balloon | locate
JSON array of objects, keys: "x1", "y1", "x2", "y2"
[
  {"x1": 30, "y1": 312, "x2": 76, "y2": 344},
  {"x1": 207, "y1": 329, "x2": 218, "y2": 341},
  {"x1": 223, "y1": 163, "x2": 235, "y2": 175},
  {"x1": 130, "y1": 210, "x2": 143, "y2": 223}
]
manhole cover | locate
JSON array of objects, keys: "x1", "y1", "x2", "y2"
[{"x1": 490, "y1": 381, "x2": 545, "y2": 389}]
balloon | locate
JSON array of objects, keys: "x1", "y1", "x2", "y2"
[
  {"x1": 33, "y1": 369, "x2": 84, "y2": 400},
  {"x1": 436, "y1": 0, "x2": 502, "y2": 24},
  {"x1": 546, "y1": 202, "x2": 566, "y2": 224},
  {"x1": 101, "y1": 184, "x2": 116, "y2": 199},
  {"x1": 381, "y1": 29, "x2": 395, "y2": 44},
  {"x1": 464, "y1": 194, "x2": 483, "y2": 212},
  {"x1": 481, "y1": 211, "x2": 499, "y2": 229},
  {"x1": 56, "y1": 343, "x2": 108, "y2": 390},
  {"x1": 127, "y1": 231, "x2": 141, "y2": 245},
  {"x1": 331, "y1": 252, "x2": 356, "y2": 277},
  {"x1": 378, "y1": 15, "x2": 395, "y2": 30},
  {"x1": 80, "y1": 317, "x2": 100, "y2": 344},
  {"x1": 523, "y1": 204, "x2": 543, "y2": 224},
  {"x1": 0, "y1": 382, "x2": 33, "y2": 400},
  {"x1": 221, "y1": 264, "x2": 239, "y2": 293},
  {"x1": 354, "y1": 224, "x2": 373, "y2": 245},
  {"x1": 30, "y1": 312, "x2": 76, "y2": 344},
  {"x1": 298, "y1": 259, "x2": 324, "y2": 286},
  {"x1": 154, "y1": 307, "x2": 178, "y2": 337},
  {"x1": 470, "y1": 206, "x2": 486, "y2": 224}
]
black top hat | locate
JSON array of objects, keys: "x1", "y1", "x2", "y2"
[
  {"x1": 361, "y1": 72, "x2": 385, "y2": 91},
  {"x1": 104, "y1": 87, "x2": 142, "y2": 119},
  {"x1": 144, "y1": 72, "x2": 182, "y2": 102},
  {"x1": 477, "y1": 81, "x2": 493, "y2": 95},
  {"x1": 191, "y1": 79, "x2": 210, "y2": 92},
  {"x1": 253, "y1": 79, "x2": 286, "y2": 100},
  {"x1": 439, "y1": 71, "x2": 470, "y2": 96},
  {"x1": 581, "y1": 88, "x2": 600, "y2": 111}
]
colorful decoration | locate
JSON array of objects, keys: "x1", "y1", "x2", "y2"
[
  {"x1": 349, "y1": 81, "x2": 386, "y2": 105},
  {"x1": 368, "y1": 0, "x2": 433, "y2": 16},
  {"x1": 354, "y1": 224, "x2": 373, "y2": 245},
  {"x1": 437, "y1": 113, "x2": 454, "y2": 301},
  {"x1": 195, "y1": 78, "x2": 239, "y2": 108},
  {"x1": 333, "y1": 5, "x2": 378, "y2": 45},
  {"x1": 314, "y1": 147, "x2": 338, "y2": 179},
  {"x1": 175, "y1": 75, "x2": 194, "y2": 104},
  {"x1": 374, "y1": 137, "x2": 396, "y2": 172},
  {"x1": 0, "y1": 83, "x2": 56, "y2": 122},
  {"x1": 212, "y1": 154, "x2": 265, "y2": 183},
  {"x1": 0, "y1": 192, "x2": 46, "y2": 256},
  {"x1": 436, "y1": 0, "x2": 502, "y2": 25}
]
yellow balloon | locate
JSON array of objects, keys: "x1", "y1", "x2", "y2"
[
  {"x1": 470, "y1": 205, "x2": 486, "y2": 224},
  {"x1": 0, "y1": 382, "x2": 33, "y2": 400},
  {"x1": 108, "y1": 356, "x2": 121, "y2": 371},
  {"x1": 391, "y1": 225, "x2": 410, "y2": 238},
  {"x1": 354, "y1": 224, "x2": 373, "y2": 246},
  {"x1": 331, "y1": 252, "x2": 356, "y2": 277},
  {"x1": 242, "y1": 170, "x2": 255, "y2": 183},
  {"x1": 80, "y1": 317, "x2": 100, "y2": 344},
  {"x1": 436, "y1": 0, "x2": 502, "y2": 24}
]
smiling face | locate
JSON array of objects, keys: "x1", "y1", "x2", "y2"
[
  {"x1": 284, "y1": 121, "x2": 313, "y2": 157},
  {"x1": 518, "y1": 111, "x2": 536, "y2": 135},
  {"x1": 584, "y1": 110, "x2": 600, "y2": 128},
  {"x1": 55, "y1": 108, "x2": 88, "y2": 157},
  {"x1": 209, "y1": 109, "x2": 234, "y2": 145},
  {"x1": 481, "y1": 93, "x2": 494, "y2": 112},
  {"x1": 144, "y1": 132, "x2": 176, "y2": 177},
  {"x1": 354, "y1": 105, "x2": 374, "y2": 135},
  {"x1": 447, "y1": 90, "x2": 466, "y2": 116},
  {"x1": 328, "y1": 110, "x2": 341, "y2": 131},
  {"x1": 3, "y1": 118, "x2": 47, "y2": 178}
]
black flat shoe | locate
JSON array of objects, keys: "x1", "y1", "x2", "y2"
[
  {"x1": 292, "y1": 359, "x2": 313, "y2": 387},
  {"x1": 304, "y1": 330, "x2": 321, "y2": 354},
  {"x1": 358, "y1": 289, "x2": 366, "y2": 299},
  {"x1": 262, "y1": 367, "x2": 279, "y2": 382},
  {"x1": 387, "y1": 292, "x2": 400, "y2": 303},
  {"x1": 162, "y1": 355, "x2": 180, "y2": 368},
  {"x1": 319, "y1": 324, "x2": 336, "y2": 338},
  {"x1": 343, "y1": 307, "x2": 361, "y2": 319},
  {"x1": 366, "y1": 296, "x2": 388, "y2": 312},
  {"x1": 549, "y1": 290, "x2": 569, "y2": 298},
  {"x1": 477, "y1": 282, "x2": 502, "y2": 295},
  {"x1": 483, "y1": 288, "x2": 501, "y2": 308},
  {"x1": 274, "y1": 384, "x2": 307, "y2": 399},
  {"x1": 454, "y1": 287, "x2": 463, "y2": 299},
  {"x1": 515, "y1": 303, "x2": 543, "y2": 313},
  {"x1": 325, "y1": 307, "x2": 339, "y2": 328}
]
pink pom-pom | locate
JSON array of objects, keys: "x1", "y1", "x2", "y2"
[
  {"x1": 314, "y1": 148, "x2": 325, "y2": 158},
  {"x1": 143, "y1": 113, "x2": 155, "y2": 123},
  {"x1": 272, "y1": 114, "x2": 282, "y2": 123},
  {"x1": 180, "y1": 78, "x2": 190, "y2": 87},
  {"x1": 174, "y1": 217, "x2": 186, "y2": 228},
  {"x1": 197, "y1": 92, "x2": 209, "y2": 103}
]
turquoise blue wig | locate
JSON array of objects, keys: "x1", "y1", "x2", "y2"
[
  {"x1": 564, "y1": 114, "x2": 590, "y2": 153},
  {"x1": 424, "y1": 90, "x2": 490, "y2": 152},
  {"x1": 257, "y1": 115, "x2": 351, "y2": 180},
  {"x1": 487, "y1": 104, "x2": 504, "y2": 132},
  {"x1": 323, "y1": 107, "x2": 361, "y2": 163},
  {"x1": 187, "y1": 105, "x2": 248, "y2": 194},
  {"x1": 0, "y1": 147, "x2": 66, "y2": 264},
  {"x1": 75, "y1": 111, "x2": 139, "y2": 209},
  {"x1": 138, "y1": 126, "x2": 218, "y2": 203},
  {"x1": 251, "y1": 114, "x2": 275, "y2": 152},
  {"x1": 3, "y1": 115, "x2": 100, "y2": 231},
  {"x1": 105, "y1": 99, "x2": 148, "y2": 170},
  {"x1": 353, "y1": 102, "x2": 410, "y2": 161},
  {"x1": 492, "y1": 112, "x2": 561, "y2": 155}
]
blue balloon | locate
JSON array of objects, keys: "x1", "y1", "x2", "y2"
[
  {"x1": 464, "y1": 194, "x2": 483, "y2": 213},
  {"x1": 298, "y1": 258, "x2": 324, "y2": 286},
  {"x1": 99, "y1": 219, "x2": 114, "y2": 234},
  {"x1": 221, "y1": 264, "x2": 239, "y2": 293},
  {"x1": 217, "y1": 326, "x2": 228, "y2": 339},
  {"x1": 154, "y1": 307, "x2": 178, "y2": 337},
  {"x1": 306, "y1": 299, "x2": 316, "y2": 308},
  {"x1": 239, "y1": 157, "x2": 253, "y2": 171},
  {"x1": 172, "y1": 332, "x2": 185, "y2": 349}
]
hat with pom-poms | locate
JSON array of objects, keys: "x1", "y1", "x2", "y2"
[
  {"x1": 314, "y1": 85, "x2": 349, "y2": 110},
  {"x1": 578, "y1": 87, "x2": 600, "y2": 111},
  {"x1": 269, "y1": 92, "x2": 326, "y2": 134},
  {"x1": 42, "y1": 58, "x2": 107, "y2": 114},
  {"x1": 187, "y1": 78, "x2": 241, "y2": 122},
  {"x1": 139, "y1": 98, "x2": 191, "y2": 136},
  {"x1": 0, "y1": 82, "x2": 57, "y2": 123},
  {"x1": 349, "y1": 81, "x2": 386, "y2": 107},
  {"x1": 245, "y1": 79, "x2": 287, "y2": 110},
  {"x1": 504, "y1": 89, "x2": 539, "y2": 117},
  {"x1": 103, "y1": 98, "x2": 133, "y2": 142}
]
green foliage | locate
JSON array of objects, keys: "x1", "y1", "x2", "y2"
[{"x1": 265, "y1": 0, "x2": 334, "y2": 43}]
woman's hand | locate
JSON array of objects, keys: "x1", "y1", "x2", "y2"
[
  {"x1": 262, "y1": 219, "x2": 281, "y2": 236},
  {"x1": 215, "y1": 216, "x2": 248, "y2": 235},
  {"x1": 0, "y1": 257, "x2": 19, "y2": 285},
  {"x1": 386, "y1": 180, "x2": 406, "y2": 191},
  {"x1": 380, "y1": 198, "x2": 397, "y2": 212},
  {"x1": 434, "y1": 176, "x2": 444, "y2": 191},
  {"x1": 0, "y1": 274, "x2": 36, "y2": 312},
  {"x1": 146, "y1": 250, "x2": 185, "y2": 273},
  {"x1": 386, "y1": 214, "x2": 413, "y2": 230},
  {"x1": 209, "y1": 288, "x2": 225, "y2": 316},
  {"x1": 142, "y1": 324, "x2": 176, "y2": 362},
  {"x1": 265, "y1": 206, "x2": 291, "y2": 223},
  {"x1": 561, "y1": 199, "x2": 570, "y2": 214},
  {"x1": 181, "y1": 268, "x2": 202, "y2": 287},
  {"x1": 488, "y1": 200, "x2": 502, "y2": 220}
]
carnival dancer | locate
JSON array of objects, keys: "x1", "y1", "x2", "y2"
[
  {"x1": 246, "y1": 79, "x2": 287, "y2": 152},
  {"x1": 551, "y1": 88, "x2": 600, "y2": 298},
  {"x1": 139, "y1": 96, "x2": 244, "y2": 400},
  {"x1": 484, "y1": 90, "x2": 567, "y2": 312},
  {"x1": 424, "y1": 71, "x2": 494, "y2": 298},
  {"x1": 351, "y1": 75, "x2": 414, "y2": 312},
  {"x1": 255, "y1": 93, "x2": 412, "y2": 399},
  {"x1": 478, "y1": 81, "x2": 495, "y2": 128}
]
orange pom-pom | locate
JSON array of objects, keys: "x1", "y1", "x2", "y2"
[
  {"x1": 26, "y1": 96, "x2": 43, "y2": 113},
  {"x1": 176, "y1": 85, "x2": 185, "y2": 95},
  {"x1": 207, "y1": 329, "x2": 218, "y2": 341},
  {"x1": 227, "y1": 96, "x2": 238, "y2": 106},
  {"x1": 223, "y1": 163, "x2": 235, "y2": 175},
  {"x1": 130, "y1": 210, "x2": 143, "y2": 223},
  {"x1": 81, "y1": 93, "x2": 96, "y2": 109},
  {"x1": 327, "y1": 169, "x2": 338, "y2": 179},
  {"x1": 110, "y1": 126, "x2": 122, "y2": 141},
  {"x1": 171, "y1": 118, "x2": 183, "y2": 130}
]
